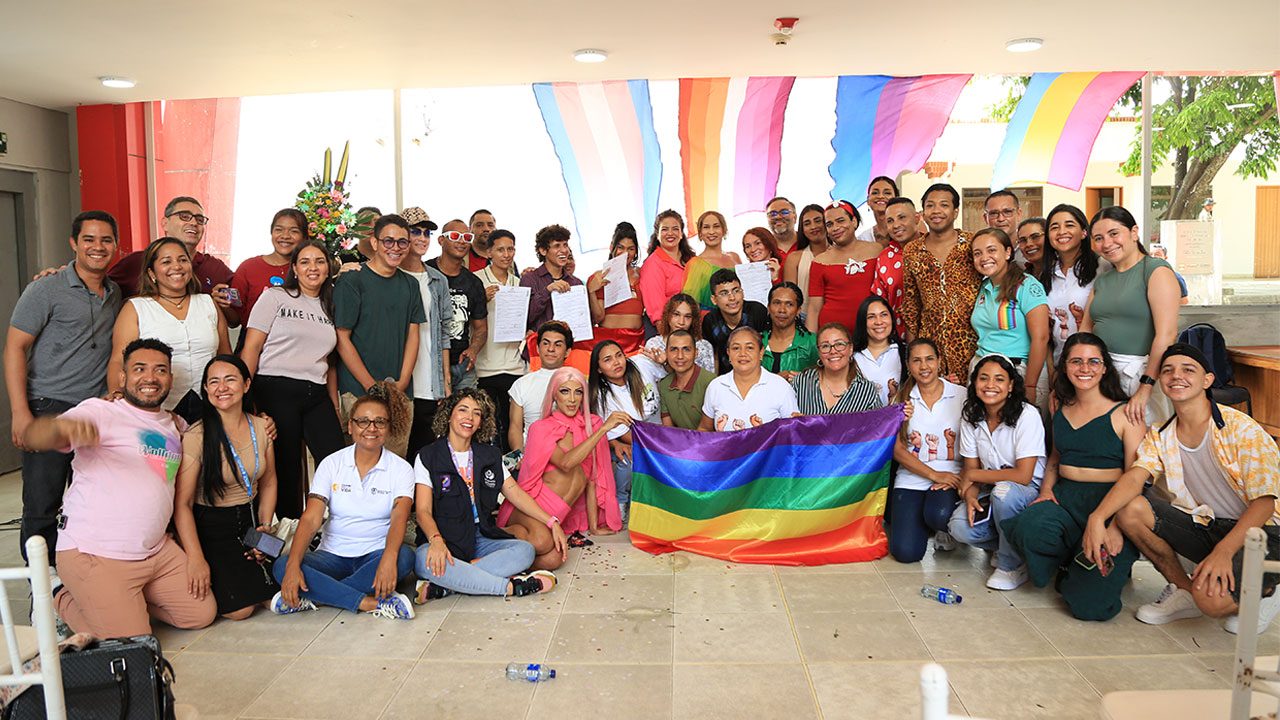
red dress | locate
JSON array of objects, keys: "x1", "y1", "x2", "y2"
[{"x1": 807, "y1": 244, "x2": 904, "y2": 333}]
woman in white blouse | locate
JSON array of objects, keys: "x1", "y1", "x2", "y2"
[{"x1": 851, "y1": 295, "x2": 906, "y2": 407}]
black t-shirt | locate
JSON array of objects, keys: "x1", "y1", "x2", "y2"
[
  {"x1": 701, "y1": 300, "x2": 771, "y2": 375},
  {"x1": 426, "y1": 258, "x2": 489, "y2": 357}
]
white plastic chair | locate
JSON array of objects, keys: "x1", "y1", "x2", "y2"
[{"x1": 0, "y1": 537, "x2": 65, "y2": 719}]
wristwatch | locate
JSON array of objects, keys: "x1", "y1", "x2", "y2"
[{"x1": 1139, "y1": 374, "x2": 1156, "y2": 386}]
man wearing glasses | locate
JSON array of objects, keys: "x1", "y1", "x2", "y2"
[
  {"x1": 701, "y1": 268, "x2": 771, "y2": 375},
  {"x1": 765, "y1": 196, "x2": 800, "y2": 264},
  {"x1": 334, "y1": 214, "x2": 426, "y2": 458},
  {"x1": 99, "y1": 196, "x2": 235, "y2": 301},
  {"x1": 427, "y1": 219, "x2": 488, "y2": 393},
  {"x1": 983, "y1": 190, "x2": 1022, "y2": 237}
]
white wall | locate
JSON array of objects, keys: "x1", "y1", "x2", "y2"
[{"x1": 0, "y1": 97, "x2": 75, "y2": 270}]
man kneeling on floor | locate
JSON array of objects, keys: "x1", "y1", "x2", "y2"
[
  {"x1": 1082, "y1": 343, "x2": 1280, "y2": 635},
  {"x1": 23, "y1": 338, "x2": 217, "y2": 637}
]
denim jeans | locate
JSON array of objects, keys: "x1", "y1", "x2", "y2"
[
  {"x1": 21, "y1": 397, "x2": 75, "y2": 564},
  {"x1": 414, "y1": 532, "x2": 535, "y2": 596},
  {"x1": 450, "y1": 359, "x2": 478, "y2": 392},
  {"x1": 947, "y1": 481, "x2": 1039, "y2": 571},
  {"x1": 272, "y1": 545, "x2": 415, "y2": 612},
  {"x1": 612, "y1": 449, "x2": 633, "y2": 519},
  {"x1": 888, "y1": 488, "x2": 960, "y2": 564}
]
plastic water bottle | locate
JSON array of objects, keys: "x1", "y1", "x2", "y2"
[
  {"x1": 921, "y1": 584, "x2": 962, "y2": 604},
  {"x1": 506, "y1": 662, "x2": 556, "y2": 682}
]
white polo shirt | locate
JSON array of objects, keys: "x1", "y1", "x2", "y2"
[
  {"x1": 958, "y1": 402, "x2": 1046, "y2": 487},
  {"x1": 701, "y1": 369, "x2": 799, "y2": 432},
  {"x1": 309, "y1": 445, "x2": 415, "y2": 557},
  {"x1": 509, "y1": 367, "x2": 555, "y2": 443},
  {"x1": 855, "y1": 344, "x2": 903, "y2": 407},
  {"x1": 895, "y1": 380, "x2": 965, "y2": 492},
  {"x1": 1045, "y1": 263, "x2": 1094, "y2": 363}
]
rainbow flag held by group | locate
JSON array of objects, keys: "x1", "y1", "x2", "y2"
[
  {"x1": 990, "y1": 71, "x2": 1144, "y2": 192},
  {"x1": 532, "y1": 80, "x2": 663, "y2": 256},
  {"x1": 828, "y1": 74, "x2": 971, "y2": 205},
  {"x1": 629, "y1": 407, "x2": 902, "y2": 565},
  {"x1": 678, "y1": 76, "x2": 795, "y2": 223}
]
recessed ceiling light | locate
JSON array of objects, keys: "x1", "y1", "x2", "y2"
[
  {"x1": 1005, "y1": 38, "x2": 1043, "y2": 53},
  {"x1": 573, "y1": 49, "x2": 608, "y2": 63},
  {"x1": 99, "y1": 76, "x2": 136, "y2": 89}
]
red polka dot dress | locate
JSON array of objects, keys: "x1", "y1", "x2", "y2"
[{"x1": 871, "y1": 243, "x2": 906, "y2": 336}]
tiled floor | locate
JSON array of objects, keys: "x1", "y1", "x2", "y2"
[{"x1": 1, "y1": 469, "x2": 1271, "y2": 719}]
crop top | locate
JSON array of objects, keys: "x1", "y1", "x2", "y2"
[{"x1": 1053, "y1": 403, "x2": 1125, "y2": 469}]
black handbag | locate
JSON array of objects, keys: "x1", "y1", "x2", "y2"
[{"x1": 4, "y1": 635, "x2": 176, "y2": 720}]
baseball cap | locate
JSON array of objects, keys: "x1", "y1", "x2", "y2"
[
  {"x1": 1202, "y1": 198, "x2": 1215, "y2": 207},
  {"x1": 401, "y1": 206, "x2": 438, "y2": 231}
]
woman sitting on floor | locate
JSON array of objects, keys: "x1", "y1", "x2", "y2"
[
  {"x1": 497, "y1": 367, "x2": 631, "y2": 566},
  {"x1": 589, "y1": 340, "x2": 660, "y2": 525},
  {"x1": 173, "y1": 355, "x2": 279, "y2": 620},
  {"x1": 851, "y1": 295, "x2": 907, "y2": 408},
  {"x1": 412, "y1": 389, "x2": 565, "y2": 602},
  {"x1": 1005, "y1": 333, "x2": 1145, "y2": 620},
  {"x1": 272, "y1": 384, "x2": 417, "y2": 619}
]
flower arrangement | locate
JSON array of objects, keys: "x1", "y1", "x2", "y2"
[{"x1": 295, "y1": 141, "x2": 373, "y2": 255}]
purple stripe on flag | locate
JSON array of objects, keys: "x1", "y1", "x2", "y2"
[{"x1": 868, "y1": 77, "x2": 913, "y2": 180}]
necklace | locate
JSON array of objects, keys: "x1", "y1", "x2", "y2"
[
  {"x1": 820, "y1": 374, "x2": 847, "y2": 397},
  {"x1": 157, "y1": 293, "x2": 188, "y2": 309}
]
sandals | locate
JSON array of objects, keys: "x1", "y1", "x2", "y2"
[{"x1": 567, "y1": 531, "x2": 594, "y2": 548}]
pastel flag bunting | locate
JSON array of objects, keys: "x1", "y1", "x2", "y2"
[
  {"x1": 829, "y1": 74, "x2": 971, "y2": 205},
  {"x1": 629, "y1": 407, "x2": 902, "y2": 565},
  {"x1": 991, "y1": 71, "x2": 1145, "y2": 191},
  {"x1": 678, "y1": 76, "x2": 795, "y2": 223},
  {"x1": 533, "y1": 80, "x2": 662, "y2": 256}
]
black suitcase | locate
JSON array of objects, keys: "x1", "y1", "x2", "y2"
[{"x1": 4, "y1": 635, "x2": 176, "y2": 720}]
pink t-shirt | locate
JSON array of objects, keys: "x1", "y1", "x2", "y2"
[{"x1": 57, "y1": 398, "x2": 185, "y2": 561}]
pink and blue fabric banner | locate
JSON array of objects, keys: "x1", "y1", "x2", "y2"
[
  {"x1": 829, "y1": 74, "x2": 971, "y2": 205},
  {"x1": 533, "y1": 80, "x2": 662, "y2": 256},
  {"x1": 990, "y1": 71, "x2": 1144, "y2": 191}
]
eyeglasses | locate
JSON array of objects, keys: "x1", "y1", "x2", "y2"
[
  {"x1": 167, "y1": 211, "x2": 209, "y2": 225},
  {"x1": 409, "y1": 227, "x2": 432, "y2": 237},
  {"x1": 766, "y1": 209, "x2": 792, "y2": 219},
  {"x1": 379, "y1": 237, "x2": 410, "y2": 250},
  {"x1": 351, "y1": 416, "x2": 389, "y2": 429},
  {"x1": 1020, "y1": 232, "x2": 1044, "y2": 242},
  {"x1": 714, "y1": 287, "x2": 743, "y2": 298},
  {"x1": 442, "y1": 231, "x2": 475, "y2": 243},
  {"x1": 987, "y1": 208, "x2": 1019, "y2": 218},
  {"x1": 1066, "y1": 358, "x2": 1105, "y2": 368},
  {"x1": 817, "y1": 340, "x2": 851, "y2": 353}
]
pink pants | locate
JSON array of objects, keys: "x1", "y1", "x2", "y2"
[{"x1": 56, "y1": 538, "x2": 217, "y2": 639}]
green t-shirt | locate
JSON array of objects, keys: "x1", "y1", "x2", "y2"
[
  {"x1": 1089, "y1": 256, "x2": 1172, "y2": 357},
  {"x1": 334, "y1": 266, "x2": 427, "y2": 396},
  {"x1": 762, "y1": 328, "x2": 819, "y2": 374},
  {"x1": 658, "y1": 367, "x2": 714, "y2": 430}
]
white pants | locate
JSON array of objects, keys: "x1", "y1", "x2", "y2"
[{"x1": 1111, "y1": 352, "x2": 1171, "y2": 427}]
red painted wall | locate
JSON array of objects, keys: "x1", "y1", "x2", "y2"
[{"x1": 75, "y1": 103, "x2": 150, "y2": 253}]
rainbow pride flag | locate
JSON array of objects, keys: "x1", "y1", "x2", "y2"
[
  {"x1": 629, "y1": 407, "x2": 902, "y2": 565},
  {"x1": 533, "y1": 80, "x2": 662, "y2": 256},
  {"x1": 829, "y1": 74, "x2": 971, "y2": 205},
  {"x1": 678, "y1": 76, "x2": 795, "y2": 223},
  {"x1": 991, "y1": 71, "x2": 1144, "y2": 191}
]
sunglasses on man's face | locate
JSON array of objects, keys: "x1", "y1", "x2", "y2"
[{"x1": 442, "y1": 231, "x2": 475, "y2": 243}]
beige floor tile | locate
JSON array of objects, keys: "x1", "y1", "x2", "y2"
[
  {"x1": 808, "y1": 661, "x2": 962, "y2": 720},
  {"x1": 186, "y1": 607, "x2": 339, "y2": 656},
  {"x1": 1071, "y1": 655, "x2": 1229, "y2": 694},
  {"x1": 170, "y1": 652, "x2": 291, "y2": 720},
  {"x1": 1120, "y1": 562, "x2": 1178, "y2": 608},
  {"x1": 945, "y1": 659, "x2": 1101, "y2": 720},
  {"x1": 669, "y1": 551, "x2": 775, "y2": 574},
  {"x1": 153, "y1": 621, "x2": 213, "y2": 654},
  {"x1": 529, "y1": 663, "x2": 673, "y2": 719},
  {"x1": 1003, "y1": 577, "x2": 1072, "y2": 610},
  {"x1": 380, "y1": 660, "x2": 535, "y2": 720},
  {"x1": 575, "y1": 544, "x2": 673, "y2": 575},
  {"x1": 779, "y1": 572, "x2": 898, "y2": 613},
  {"x1": 881, "y1": 569, "x2": 1015, "y2": 611},
  {"x1": 1159, "y1": 614, "x2": 1280, "y2": 655},
  {"x1": 240, "y1": 657, "x2": 413, "y2": 719},
  {"x1": 674, "y1": 612, "x2": 799, "y2": 662},
  {"x1": 1195, "y1": 653, "x2": 1253, "y2": 684},
  {"x1": 674, "y1": 573, "x2": 784, "y2": 613},
  {"x1": 792, "y1": 610, "x2": 932, "y2": 663},
  {"x1": 875, "y1": 544, "x2": 991, "y2": 574},
  {"x1": 302, "y1": 608, "x2": 444, "y2": 659},
  {"x1": 909, "y1": 607, "x2": 1058, "y2": 661},
  {"x1": 1020, "y1": 607, "x2": 1186, "y2": 657},
  {"x1": 775, "y1": 558, "x2": 879, "y2": 574},
  {"x1": 672, "y1": 663, "x2": 818, "y2": 720},
  {"x1": 422, "y1": 611, "x2": 558, "y2": 661},
  {"x1": 564, "y1": 574, "x2": 674, "y2": 613},
  {"x1": 547, "y1": 612, "x2": 674, "y2": 663}
]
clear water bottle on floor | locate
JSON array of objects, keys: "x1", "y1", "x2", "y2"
[
  {"x1": 506, "y1": 662, "x2": 556, "y2": 682},
  {"x1": 921, "y1": 584, "x2": 962, "y2": 604}
]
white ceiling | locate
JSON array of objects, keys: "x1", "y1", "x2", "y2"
[{"x1": 2, "y1": 0, "x2": 1277, "y2": 110}]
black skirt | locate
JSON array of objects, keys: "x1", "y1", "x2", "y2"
[{"x1": 193, "y1": 503, "x2": 279, "y2": 614}]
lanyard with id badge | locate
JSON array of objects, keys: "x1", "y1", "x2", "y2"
[{"x1": 231, "y1": 416, "x2": 285, "y2": 558}]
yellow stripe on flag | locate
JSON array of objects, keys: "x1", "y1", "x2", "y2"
[{"x1": 630, "y1": 488, "x2": 887, "y2": 542}]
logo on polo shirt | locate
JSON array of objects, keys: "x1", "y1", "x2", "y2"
[
  {"x1": 332, "y1": 483, "x2": 352, "y2": 493},
  {"x1": 370, "y1": 487, "x2": 391, "y2": 495},
  {"x1": 270, "y1": 276, "x2": 285, "y2": 287},
  {"x1": 483, "y1": 469, "x2": 496, "y2": 489}
]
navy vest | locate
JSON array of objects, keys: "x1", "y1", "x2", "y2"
[{"x1": 414, "y1": 438, "x2": 512, "y2": 562}]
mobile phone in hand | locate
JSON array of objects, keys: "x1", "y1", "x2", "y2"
[
  {"x1": 971, "y1": 495, "x2": 992, "y2": 526},
  {"x1": 224, "y1": 287, "x2": 242, "y2": 307},
  {"x1": 243, "y1": 527, "x2": 285, "y2": 558}
]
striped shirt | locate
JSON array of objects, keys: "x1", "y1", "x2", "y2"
[{"x1": 790, "y1": 368, "x2": 884, "y2": 416}]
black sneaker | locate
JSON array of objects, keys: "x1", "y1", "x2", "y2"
[
  {"x1": 414, "y1": 580, "x2": 452, "y2": 605},
  {"x1": 511, "y1": 571, "x2": 556, "y2": 597}
]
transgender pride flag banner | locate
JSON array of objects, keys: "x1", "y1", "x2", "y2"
[
  {"x1": 533, "y1": 80, "x2": 663, "y2": 256},
  {"x1": 630, "y1": 407, "x2": 902, "y2": 565}
]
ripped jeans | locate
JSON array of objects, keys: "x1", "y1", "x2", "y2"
[{"x1": 947, "y1": 481, "x2": 1039, "y2": 571}]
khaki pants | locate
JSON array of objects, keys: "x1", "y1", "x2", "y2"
[
  {"x1": 339, "y1": 392, "x2": 414, "y2": 460},
  {"x1": 56, "y1": 538, "x2": 217, "y2": 639}
]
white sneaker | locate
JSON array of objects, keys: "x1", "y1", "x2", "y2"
[
  {"x1": 933, "y1": 531, "x2": 958, "y2": 552},
  {"x1": 1136, "y1": 583, "x2": 1203, "y2": 625},
  {"x1": 1224, "y1": 590, "x2": 1280, "y2": 635},
  {"x1": 986, "y1": 565, "x2": 1028, "y2": 591},
  {"x1": 269, "y1": 591, "x2": 318, "y2": 615}
]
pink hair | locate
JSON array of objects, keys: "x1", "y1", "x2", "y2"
[{"x1": 541, "y1": 366, "x2": 590, "y2": 419}]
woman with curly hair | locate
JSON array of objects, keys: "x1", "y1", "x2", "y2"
[
  {"x1": 271, "y1": 382, "x2": 417, "y2": 620},
  {"x1": 635, "y1": 293, "x2": 716, "y2": 383},
  {"x1": 411, "y1": 389, "x2": 565, "y2": 602}
]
